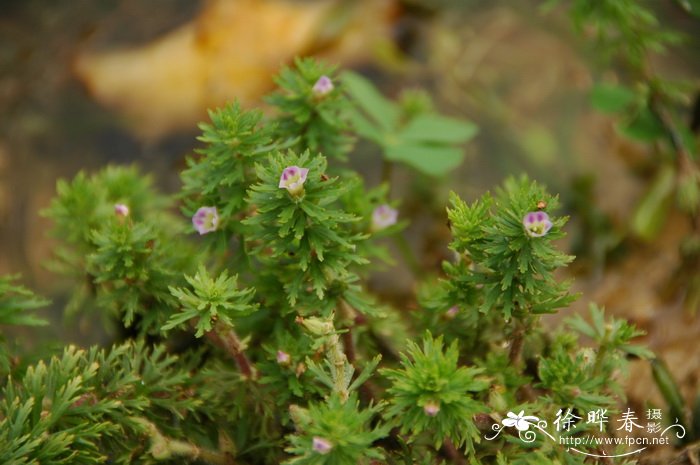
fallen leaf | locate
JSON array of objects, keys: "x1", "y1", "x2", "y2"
[{"x1": 74, "y1": 0, "x2": 396, "y2": 140}]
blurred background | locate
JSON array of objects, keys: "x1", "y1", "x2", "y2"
[{"x1": 1, "y1": 0, "x2": 699, "y2": 460}]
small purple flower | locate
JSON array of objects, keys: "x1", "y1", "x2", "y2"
[
  {"x1": 312, "y1": 75, "x2": 334, "y2": 97},
  {"x1": 522, "y1": 211, "x2": 552, "y2": 237},
  {"x1": 445, "y1": 306, "x2": 459, "y2": 320},
  {"x1": 279, "y1": 166, "x2": 309, "y2": 196},
  {"x1": 371, "y1": 204, "x2": 398, "y2": 232},
  {"x1": 312, "y1": 436, "x2": 333, "y2": 454},
  {"x1": 192, "y1": 206, "x2": 219, "y2": 235},
  {"x1": 423, "y1": 401, "x2": 440, "y2": 417},
  {"x1": 114, "y1": 203, "x2": 130, "y2": 217},
  {"x1": 276, "y1": 350, "x2": 291, "y2": 366}
]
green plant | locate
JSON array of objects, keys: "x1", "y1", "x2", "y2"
[
  {"x1": 343, "y1": 71, "x2": 478, "y2": 177},
  {"x1": 547, "y1": 0, "x2": 700, "y2": 312},
  {"x1": 0, "y1": 56, "x2": 661, "y2": 465}
]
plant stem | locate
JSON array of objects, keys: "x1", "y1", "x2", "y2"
[
  {"x1": 338, "y1": 299, "x2": 357, "y2": 364},
  {"x1": 592, "y1": 324, "x2": 610, "y2": 377},
  {"x1": 648, "y1": 92, "x2": 700, "y2": 231},
  {"x1": 381, "y1": 158, "x2": 394, "y2": 187},
  {"x1": 393, "y1": 232, "x2": 422, "y2": 277},
  {"x1": 648, "y1": 90, "x2": 693, "y2": 167},
  {"x1": 592, "y1": 344, "x2": 607, "y2": 378},
  {"x1": 338, "y1": 300, "x2": 383, "y2": 403},
  {"x1": 134, "y1": 417, "x2": 236, "y2": 465},
  {"x1": 441, "y1": 439, "x2": 466, "y2": 465},
  {"x1": 327, "y1": 329, "x2": 350, "y2": 403},
  {"x1": 204, "y1": 322, "x2": 258, "y2": 380},
  {"x1": 296, "y1": 314, "x2": 350, "y2": 402},
  {"x1": 508, "y1": 318, "x2": 528, "y2": 367}
]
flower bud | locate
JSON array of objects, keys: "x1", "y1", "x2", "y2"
[
  {"x1": 444, "y1": 306, "x2": 459, "y2": 320},
  {"x1": 296, "y1": 315, "x2": 334, "y2": 336},
  {"x1": 276, "y1": 350, "x2": 291, "y2": 366},
  {"x1": 312, "y1": 75, "x2": 334, "y2": 97},
  {"x1": 289, "y1": 404, "x2": 311, "y2": 430},
  {"x1": 114, "y1": 203, "x2": 130, "y2": 217},
  {"x1": 423, "y1": 400, "x2": 440, "y2": 417},
  {"x1": 312, "y1": 436, "x2": 333, "y2": 454},
  {"x1": 578, "y1": 347, "x2": 595, "y2": 367}
]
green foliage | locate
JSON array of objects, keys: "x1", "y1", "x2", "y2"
[
  {"x1": 556, "y1": 0, "x2": 699, "y2": 239},
  {"x1": 632, "y1": 163, "x2": 676, "y2": 242},
  {"x1": 567, "y1": 304, "x2": 654, "y2": 360},
  {"x1": 382, "y1": 333, "x2": 488, "y2": 452},
  {"x1": 343, "y1": 71, "x2": 478, "y2": 176},
  {"x1": 267, "y1": 57, "x2": 353, "y2": 160},
  {"x1": 590, "y1": 84, "x2": 638, "y2": 114},
  {"x1": 0, "y1": 276, "x2": 48, "y2": 378},
  {"x1": 284, "y1": 395, "x2": 388, "y2": 465},
  {"x1": 560, "y1": 0, "x2": 700, "y2": 318},
  {"x1": 180, "y1": 102, "x2": 278, "y2": 234},
  {"x1": 88, "y1": 221, "x2": 183, "y2": 330},
  {"x1": 45, "y1": 166, "x2": 169, "y2": 248},
  {"x1": 535, "y1": 304, "x2": 654, "y2": 418},
  {"x1": 446, "y1": 176, "x2": 576, "y2": 319},
  {"x1": 42, "y1": 166, "x2": 193, "y2": 334},
  {"x1": 165, "y1": 266, "x2": 257, "y2": 337},
  {"x1": 0, "y1": 275, "x2": 48, "y2": 327},
  {"x1": 553, "y1": 0, "x2": 682, "y2": 67},
  {"x1": 244, "y1": 150, "x2": 369, "y2": 311},
  {"x1": 3, "y1": 56, "x2": 659, "y2": 465},
  {"x1": 590, "y1": 82, "x2": 670, "y2": 145},
  {"x1": 0, "y1": 342, "x2": 207, "y2": 465},
  {"x1": 651, "y1": 358, "x2": 688, "y2": 434},
  {"x1": 258, "y1": 330, "x2": 323, "y2": 404},
  {"x1": 537, "y1": 338, "x2": 614, "y2": 412}
]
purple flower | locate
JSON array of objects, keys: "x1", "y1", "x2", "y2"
[
  {"x1": 445, "y1": 306, "x2": 459, "y2": 320},
  {"x1": 192, "y1": 206, "x2": 219, "y2": 235},
  {"x1": 312, "y1": 436, "x2": 333, "y2": 454},
  {"x1": 114, "y1": 203, "x2": 130, "y2": 217},
  {"x1": 522, "y1": 211, "x2": 552, "y2": 237},
  {"x1": 312, "y1": 75, "x2": 334, "y2": 97},
  {"x1": 371, "y1": 204, "x2": 398, "y2": 232},
  {"x1": 279, "y1": 166, "x2": 309, "y2": 196},
  {"x1": 276, "y1": 350, "x2": 291, "y2": 365},
  {"x1": 423, "y1": 401, "x2": 440, "y2": 417}
]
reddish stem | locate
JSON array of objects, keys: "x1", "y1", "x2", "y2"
[
  {"x1": 442, "y1": 439, "x2": 466, "y2": 465},
  {"x1": 204, "y1": 323, "x2": 257, "y2": 380}
]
